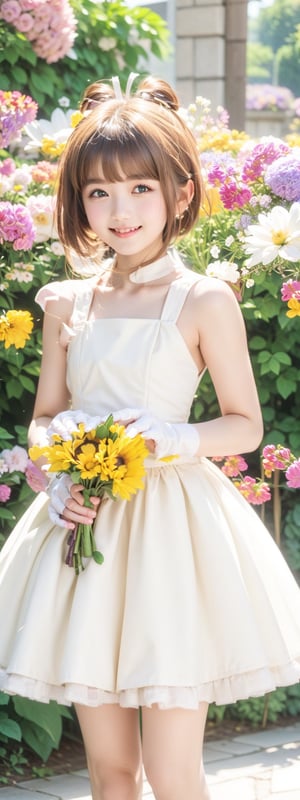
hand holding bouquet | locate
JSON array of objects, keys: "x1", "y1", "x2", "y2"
[{"x1": 29, "y1": 413, "x2": 149, "y2": 575}]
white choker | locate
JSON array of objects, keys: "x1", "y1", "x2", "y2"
[{"x1": 129, "y1": 250, "x2": 183, "y2": 284}]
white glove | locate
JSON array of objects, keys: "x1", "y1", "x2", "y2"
[
  {"x1": 47, "y1": 474, "x2": 73, "y2": 527},
  {"x1": 115, "y1": 408, "x2": 200, "y2": 459},
  {"x1": 47, "y1": 410, "x2": 104, "y2": 442}
]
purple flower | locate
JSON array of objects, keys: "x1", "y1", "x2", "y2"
[
  {"x1": 246, "y1": 84, "x2": 294, "y2": 112},
  {"x1": 0, "y1": 90, "x2": 38, "y2": 148},
  {"x1": 265, "y1": 155, "x2": 300, "y2": 201},
  {"x1": 0, "y1": 484, "x2": 11, "y2": 502}
]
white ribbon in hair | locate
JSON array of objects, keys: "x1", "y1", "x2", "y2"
[{"x1": 111, "y1": 73, "x2": 139, "y2": 100}]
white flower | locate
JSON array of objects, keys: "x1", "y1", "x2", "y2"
[
  {"x1": 206, "y1": 260, "x2": 240, "y2": 283},
  {"x1": 210, "y1": 244, "x2": 220, "y2": 258},
  {"x1": 50, "y1": 240, "x2": 65, "y2": 256},
  {"x1": 0, "y1": 458, "x2": 8, "y2": 476},
  {"x1": 98, "y1": 36, "x2": 116, "y2": 51},
  {"x1": 24, "y1": 108, "x2": 77, "y2": 156},
  {"x1": 26, "y1": 194, "x2": 58, "y2": 243},
  {"x1": 58, "y1": 96, "x2": 70, "y2": 108},
  {"x1": 8, "y1": 165, "x2": 32, "y2": 192},
  {"x1": 225, "y1": 235, "x2": 234, "y2": 247},
  {"x1": 246, "y1": 279, "x2": 255, "y2": 288},
  {"x1": 244, "y1": 203, "x2": 300, "y2": 267},
  {"x1": 1, "y1": 446, "x2": 28, "y2": 473}
]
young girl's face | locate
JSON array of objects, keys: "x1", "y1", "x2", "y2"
[{"x1": 82, "y1": 165, "x2": 167, "y2": 266}]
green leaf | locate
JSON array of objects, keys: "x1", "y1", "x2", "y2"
[
  {"x1": 0, "y1": 427, "x2": 14, "y2": 440},
  {"x1": 14, "y1": 698, "x2": 62, "y2": 746},
  {"x1": 257, "y1": 350, "x2": 271, "y2": 363},
  {"x1": 0, "y1": 509, "x2": 16, "y2": 521},
  {"x1": 19, "y1": 375, "x2": 36, "y2": 393},
  {"x1": 276, "y1": 376, "x2": 297, "y2": 399},
  {"x1": 249, "y1": 335, "x2": 267, "y2": 349},
  {"x1": 19, "y1": 720, "x2": 54, "y2": 761},
  {"x1": 0, "y1": 717, "x2": 22, "y2": 742},
  {"x1": 274, "y1": 351, "x2": 292, "y2": 365},
  {"x1": 11, "y1": 65, "x2": 28, "y2": 83},
  {"x1": 6, "y1": 379, "x2": 23, "y2": 400},
  {"x1": 0, "y1": 693, "x2": 9, "y2": 706},
  {"x1": 93, "y1": 550, "x2": 104, "y2": 564}
]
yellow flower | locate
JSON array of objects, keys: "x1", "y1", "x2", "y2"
[
  {"x1": 286, "y1": 298, "x2": 300, "y2": 318},
  {"x1": 74, "y1": 443, "x2": 100, "y2": 479},
  {"x1": 0, "y1": 309, "x2": 33, "y2": 349},
  {"x1": 43, "y1": 440, "x2": 75, "y2": 472},
  {"x1": 111, "y1": 434, "x2": 149, "y2": 500},
  {"x1": 41, "y1": 136, "x2": 66, "y2": 158},
  {"x1": 71, "y1": 111, "x2": 84, "y2": 127},
  {"x1": 200, "y1": 185, "x2": 224, "y2": 217},
  {"x1": 198, "y1": 129, "x2": 249, "y2": 155},
  {"x1": 95, "y1": 438, "x2": 121, "y2": 480}
]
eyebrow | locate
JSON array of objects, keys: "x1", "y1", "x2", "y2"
[{"x1": 84, "y1": 175, "x2": 155, "y2": 185}]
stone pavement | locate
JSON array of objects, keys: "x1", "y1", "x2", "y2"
[{"x1": 1, "y1": 722, "x2": 299, "y2": 799}]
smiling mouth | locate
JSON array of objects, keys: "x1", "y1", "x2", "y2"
[{"x1": 110, "y1": 226, "x2": 141, "y2": 235}]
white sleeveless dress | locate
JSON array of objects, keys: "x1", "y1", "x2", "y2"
[{"x1": 0, "y1": 258, "x2": 300, "y2": 709}]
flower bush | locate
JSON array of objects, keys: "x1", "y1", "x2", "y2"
[
  {"x1": 0, "y1": 0, "x2": 169, "y2": 115},
  {"x1": 0, "y1": 0, "x2": 76, "y2": 64},
  {"x1": 246, "y1": 83, "x2": 295, "y2": 112},
  {"x1": 178, "y1": 96, "x2": 300, "y2": 574}
]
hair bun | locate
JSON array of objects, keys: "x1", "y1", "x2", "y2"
[
  {"x1": 136, "y1": 77, "x2": 179, "y2": 111},
  {"x1": 80, "y1": 81, "x2": 116, "y2": 113}
]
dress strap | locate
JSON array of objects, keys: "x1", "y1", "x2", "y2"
[
  {"x1": 70, "y1": 279, "x2": 96, "y2": 331},
  {"x1": 161, "y1": 269, "x2": 203, "y2": 323}
]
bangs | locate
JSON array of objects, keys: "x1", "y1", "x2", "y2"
[{"x1": 78, "y1": 129, "x2": 160, "y2": 187}]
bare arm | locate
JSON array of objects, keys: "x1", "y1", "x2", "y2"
[
  {"x1": 192, "y1": 280, "x2": 263, "y2": 457},
  {"x1": 28, "y1": 296, "x2": 72, "y2": 450}
]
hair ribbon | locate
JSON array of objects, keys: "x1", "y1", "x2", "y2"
[{"x1": 111, "y1": 73, "x2": 139, "y2": 100}]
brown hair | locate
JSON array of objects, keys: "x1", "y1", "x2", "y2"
[{"x1": 55, "y1": 76, "x2": 203, "y2": 265}]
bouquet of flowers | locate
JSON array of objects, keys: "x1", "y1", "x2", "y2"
[{"x1": 29, "y1": 414, "x2": 149, "y2": 575}]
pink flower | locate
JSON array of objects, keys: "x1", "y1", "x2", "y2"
[
  {"x1": 281, "y1": 280, "x2": 300, "y2": 302},
  {"x1": 1, "y1": 445, "x2": 28, "y2": 473},
  {"x1": 0, "y1": 484, "x2": 11, "y2": 502},
  {"x1": 221, "y1": 454, "x2": 248, "y2": 477},
  {"x1": 0, "y1": 201, "x2": 35, "y2": 250},
  {"x1": 285, "y1": 460, "x2": 300, "y2": 489},
  {"x1": 241, "y1": 139, "x2": 290, "y2": 182},
  {"x1": 220, "y1": 180, "x2": 252, "y2": 210},
  {"x1": 262, "y1": 444, "x2": 293, "y2": 476},
  {"x1": 0, "y1": 157, "x2": 15, "y2": 176},
  {"x1": 235, "y1": 475, "x2": 271, "y2": 505},
  {"x1": 25, "y1": 460, "x2": 48, "y2": 493},
  {"x1": 0, "y1": 0, "x2": 21, "y2": 23},
  {"x1": 17, "y1": 11, "x2": 34, "y2": 32}
]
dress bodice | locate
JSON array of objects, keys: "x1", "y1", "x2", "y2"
[{"x1": 66, "y1": 268, "x2": 204, "y2": 423}]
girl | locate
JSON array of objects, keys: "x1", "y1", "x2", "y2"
[{"x1": 0, "y1": 75, "x2": 300, "y2": 800}]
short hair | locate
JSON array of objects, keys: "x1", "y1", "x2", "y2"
[{"x1": 55, "y1": 76, "x2": 203, "y2": 266}]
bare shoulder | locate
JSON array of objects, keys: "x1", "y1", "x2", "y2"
[{"x1": 187, "y1": 274, "x2": 242, "y2": 320}]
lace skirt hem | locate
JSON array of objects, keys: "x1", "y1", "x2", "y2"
[{"x1": 1, "y1": 661, "x2": 300, "y2": 709}]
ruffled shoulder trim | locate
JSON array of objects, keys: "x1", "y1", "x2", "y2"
[{"x1": 35, "y1": 280, "x2": 80, "y2": 311}]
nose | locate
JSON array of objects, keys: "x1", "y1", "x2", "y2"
[{"x1": 111, "y1": 193, "x2": 131, "y2": 221}]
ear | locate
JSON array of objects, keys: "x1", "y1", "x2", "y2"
[{"x1": 176, "y1": 178, "x2": 194, "y2": 216}]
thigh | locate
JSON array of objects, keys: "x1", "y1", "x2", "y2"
[
  {"x1": 142, "y1": 703, "x2": 209, "y2": 788},
  {"x1": 75, "y1": 703, "x2": 142, "y2": 774}
]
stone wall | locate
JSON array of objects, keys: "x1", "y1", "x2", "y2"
[{"x1": 175, "y1": 0, "x2": 248, "y2": 129}]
